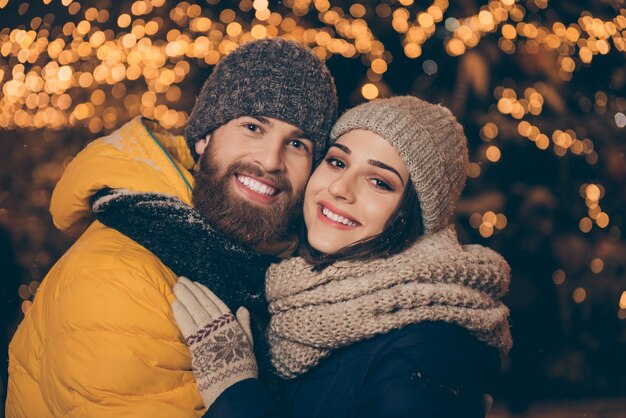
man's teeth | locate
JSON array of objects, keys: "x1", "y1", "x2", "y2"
[
  {"x1": 322, "y1": 207, "x2": 357, "y2": 226},
  {"x1": 237, "y1": 175, "x2": 277, "y2": 196}
]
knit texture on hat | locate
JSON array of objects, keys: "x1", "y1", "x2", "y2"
[
  {"x1": 330, "y1": 96, "x2": 469, "y2": 234},
  {"x1": 266, "y1": 227, "x2": 511, "y2": 379},
  {"x1": 186, "y1": 38, "x2": 338, "y2": 163}
]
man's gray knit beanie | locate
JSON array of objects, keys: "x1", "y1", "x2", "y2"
[
  {"x1": 186, "y1": 38, "x2": 338, "y2": 163},
  {"x1": 330, "y1": 96, "x2": 469, "y2": 234}
]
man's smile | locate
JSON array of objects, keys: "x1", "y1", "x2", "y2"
[{"x1": 233, "y1": 173, "x2": 282, "y2": 204}]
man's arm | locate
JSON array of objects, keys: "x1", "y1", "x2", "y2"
[{"x1": 40, "y1": 267, "x2": 205, "y2": 417}]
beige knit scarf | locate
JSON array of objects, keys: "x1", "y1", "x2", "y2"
[{"x1": 265, "y1": 227, "x2": 512, "y2": 379}]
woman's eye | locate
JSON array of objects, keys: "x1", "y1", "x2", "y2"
[
  {"x1": 326, "y1": 157, "x2": 345, "y2": 169},
  {"x1": 371, "y1": 178, "x2": 392, "y2": 191}
]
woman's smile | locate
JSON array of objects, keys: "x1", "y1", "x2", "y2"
[{"x1": 317, "y1": 201, "x2": 361, "y2": 229}]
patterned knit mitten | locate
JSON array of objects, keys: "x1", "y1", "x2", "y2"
[{"x1": 172, "y1": 276, "x2": 258, "y2": 409}]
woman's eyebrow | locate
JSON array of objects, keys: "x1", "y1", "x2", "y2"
[
  {"x1": 329, "y1": 143, "x2": 404, "y2": 185},
  {"x1": 368, "y1": 159, "x2": 405, "y2": 185},
  {"x1": 329, "y1": 143, "x2": 351, "y2": 154}
]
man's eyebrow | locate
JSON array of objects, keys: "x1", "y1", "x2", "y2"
[
  {"x1": 251, "y1": 116, "x2": 307, "y2": 139},
  {"x1": 329, "y1": 143, "x2": 351, "y2": 154},
  {"x1": 289, "y1": 128, "x2": 307, "y2": 139},
  {"x1": 368, "y1": 159, "x2": 405, "y2": 185},
  {"x1": 251, "y1": 116, "x2": 273, "y2": 127}
]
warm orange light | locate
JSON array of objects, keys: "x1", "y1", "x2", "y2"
[
  {"x1": 371, "y1": 58, "x2": 387, "y2": 74},
  {"x1": 404, "y1": 43, "x2": 422, "y2": 58},
  {"x1": 361, "y1": 83, "x2": 379, "y2": 100},
  {"x1": 552, "y1": 270, "x2": 566, "y2": 285},
  {"x1": 486, "y1": 146, "x2": 501, "y2": 162},
  {"x1": 590, "y1": 258, "x2": 604, "y2": 274},
  {"x1": 572, "y1": 288, "x2": 587, "y2": 303}
]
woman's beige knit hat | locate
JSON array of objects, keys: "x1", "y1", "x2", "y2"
[{"x1": 330, "y1": 96, "x2": 469, "y2": 234}]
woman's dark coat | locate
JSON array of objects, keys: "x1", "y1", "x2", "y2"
[{"x1": 208, "y1": 321, "x2": 500, "y2": 418}]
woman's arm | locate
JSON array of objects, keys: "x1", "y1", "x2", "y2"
[{"x1": 203, "y1": 379, "x2": 283, "y2": 418}]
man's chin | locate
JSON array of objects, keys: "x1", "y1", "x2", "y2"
[
  {"x1": 196, "y1": 191, "x2": 287, "y2": 243},
  {"x1": 192, "y1": 155, "x2": 300, "y2": 246}
]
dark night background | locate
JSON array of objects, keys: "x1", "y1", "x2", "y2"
[{"x1": 1, "y1": 0, "x2": 625, "y2": 416}]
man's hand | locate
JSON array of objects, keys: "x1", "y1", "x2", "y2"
[{"x1": 172, "y1": 277, "x2": 258, "y2": 410}]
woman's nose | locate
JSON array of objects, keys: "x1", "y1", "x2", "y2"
[{"x1": 327, "y1": 172, "x2": 355, "y2": 203}]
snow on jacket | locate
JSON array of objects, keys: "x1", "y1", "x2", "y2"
[{"x1": 5, "y1": 117, "x2": 205, "y2": 417}]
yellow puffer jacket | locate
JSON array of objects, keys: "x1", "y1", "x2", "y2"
[{"x1": 6, "y1": 117, "x2": 206, "y2": 417}]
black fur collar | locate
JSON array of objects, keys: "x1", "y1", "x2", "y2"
[{"x1": 92, "y1": 188, "x2": 277, "y2": 313}]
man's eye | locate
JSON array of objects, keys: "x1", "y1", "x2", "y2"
[
  {"x1": 326, "y1": 157, "x2": 345, "y2": 169},
  {"x1": 244, "y1": 123, "x2": 261, "y2": 133},
  {"x1": 289, "y1": 140, "x2": 304, "y2": 150}
]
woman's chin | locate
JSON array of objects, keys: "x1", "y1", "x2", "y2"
[{"x1": 307, "y1": 236, "x2": 344, "y2": 256}]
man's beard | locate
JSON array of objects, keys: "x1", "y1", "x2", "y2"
[{"x1": 192, "y1": 144, "x2": 304, "y2": 248}]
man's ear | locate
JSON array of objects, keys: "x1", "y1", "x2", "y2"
[{"x1": 195, "y1": 134, "x2": 210, "y2": 156}]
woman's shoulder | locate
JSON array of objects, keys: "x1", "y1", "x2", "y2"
[
  {"x1": 360, "y1": 321, "x2": 501, "y2": 393},
  {"x1": 384, "y1": 321, "x2": 496, "y2": 350},
  {"x1": 346, "y1": 321, "x2": 496, "y2": 353}
]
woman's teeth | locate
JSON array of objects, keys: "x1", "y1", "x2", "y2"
[
  {"x1": 322, "y1": 207, "x2": 357, "y2": 226},
  {"x1": 237, "y1": 175, "x2": 278, "y2": 196}
]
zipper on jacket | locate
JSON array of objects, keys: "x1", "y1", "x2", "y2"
[{"x1": 143, "y1": 120, "x2": 193, "y2": 192}]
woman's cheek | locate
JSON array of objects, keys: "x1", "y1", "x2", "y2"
[{"x1": 363, "y1": 195, "x2": 398, "y2": 234}]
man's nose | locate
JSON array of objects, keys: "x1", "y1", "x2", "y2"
[{"x1": 251, "y1": 138, "x2": 285, "y2": 173}]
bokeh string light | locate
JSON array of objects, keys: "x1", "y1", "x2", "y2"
[
  {"x1": 1, "y1": 0, "x2": 623, "y2": 132},
  {"x1": 0, "y1": 0, "x2": 395, "y2": 132}
]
